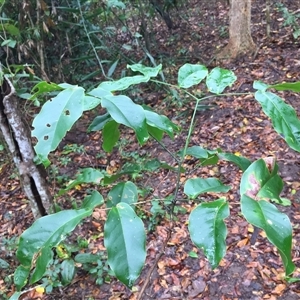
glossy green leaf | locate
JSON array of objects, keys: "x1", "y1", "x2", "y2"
[
  {"x1": 255, "y1": 90, "x2": 300, "y2": 152},
  {"x1": 199, "y1": 154, "x2": 219, "y2": 166},
  {"x1": 31, "y1": 247, "x2": 53, "y2": 283},
  {"x1": 285, "y1": 276, "x2": 300, "y2": 283},
  {"x1": 184, "y1": 178, "x2": 230, "y2": 199},
  {"x1": 144, "y1": 109, "x2": 178, "y2": 139},
  {"x1": 127, "y1": 63, "x2": 162, "y2": 77},
  {"x1": 32, "y1": 86, "x2": 85, "y2": 163},
  {"x1": 101, "y1": 95, "x2": 148, "y2": 144},
  {"x1": 270, "y1": 81, "x2": 300, "y2": 92},
  {"x1": 82, "y1": 95, "x2": 102, "y2": 111},
  {"x1": 241, "y1": 195, "x2": 295, "y2": 275},
  {"x1": 61, "y1": 259, "x2": 75, "y2": 285},
  {"x1": 240, "y1": 159, "x2": 283, "y2": 202},
  {"x1": 107, "y1": 181, "x2": 138, "y2": 208},
  {"x1": 218, "y1": 153, "x2": 251, "y2": 171},
  {"x1": 81, "y1": 191, "x2": 104, "y2": 210},
  {"x1": 104, "y1": 202, "x2": 146, "y2": 287},
  {"x1": 14, "y1": 265, "x2": 30, "y2": 290},
  {"x1": 184, "y1": 146, "x2": 218, "y2": 159},
  {"x1": 103, "y1": 120, "x2": 120, "y2": 152},
  {"x1": 88, "y1": 112, "x2": 112, "y2": 132},
  {"x1": 178, "y1": 64, "x2": 208, "y2": 88},
  {"x1": 257, "y1": 174, "x2": 284, "y2": 204},
  {"x1": 99, "y1": 75, "x2": 150, "y2": 92},
  {"x1": 147, "y1": 124, "x2": 163, "y2": 141},
  {"x1": 58, "y1": 168, "x2": 104, "y2": 196},
  {"x1": 189, "y1": 198, "x2": 229, "y2": 268},
  {"x1": 206, "y1": 67, "x2": 237, "y2": 94},
  {"x1": 87, "y1": 86, "x2": 113, "y2": 99},
  {"x1": 16, "y1": 204, "x2": 99, "y2": 284}
]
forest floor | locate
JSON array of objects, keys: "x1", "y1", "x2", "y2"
[{"x1": 1, "y1": 0, "x2": 300, "y2": 299}]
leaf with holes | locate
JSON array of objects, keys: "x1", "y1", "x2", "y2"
[
  {"x1": 178, "y1": 64, "x2": 208, "y2": 88},
  {"x1": 206, "y1": 67, "x2": 237, "y2": 94},
  {"x1": 127, "y1": 63, "x2": 162, "y2": 77},
  {"x1": 32, "y1": 86, "x2": 85, "y2": 164}
]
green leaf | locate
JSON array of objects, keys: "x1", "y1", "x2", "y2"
[
  {"x1": 147, "y1": 125, "x2": 163, "y2": 141},
  {"x1": 87, "y1": 86, "x2": 113, "y2": 99},
  {"x1": 88, "y1": 113, "x2": 112, "y2": 132},
  {"x1": 108, "y1": 59, "x2": 120, "y2": 77},
  {"x1": 81, "y1": 191, "x2": 104, "y2": 210},
  {"x1": 16, "y1": 208, "x2": 96, "y2": 284},
  {"x1": 144, "y1": 109, "x2": 179, "y2": 139},
  {"x1": 206, "y1": 67, "x2": 237, "y2": 94},
  {"x1": 253, "y1": 80, "x2": 270, "y2": 92},
  {"x1": 240, "y1": 159, "x2": 283, "y2": 202},
  {"x1": 8, "y1": 292, "x2": 21, "y2": 300},
  {"x1": 188, "y1": 251, "x2": 198, "y2": 258},
  {"x1": 99, "y1": 75, "x2": 150, "y2": 92},
  {"x1": 127, "y1": 63, "x2": 162, "y2": 77},
  {"x1": 184, "y1": 178, "x2": 231, "y2": 199},
  {"x1": 14, "y1": 265, "x2": 30, "y2": 291},
  {"x1": 183, "y1": 146, "x2": 219, "y2": 166},
  {"x1": 255, "y1": 90, "x2": 300, "y2": 152},
  {"x1": 241, "y1": 195, "x2": 295, "y2": 275},
  {"x1": 61, "y1": 259, "x2": 75, "y2": 285},
  {"x1": 101, "y1": 95, "x2": 149, "y2": 144},
  {"x1": 184, "y1": 146, "x2": 217, "y2": 158},
  {"x1": 74, "y1": 253, "x2": 99, "y2": 264},
  {"x1": 270, "y1": 81, "x2": 300, "y2": 92},
  {"x1": 32, "y1": 86, "x2": 85, "y2": 163},
  {"x1": 178, "y1": 64, "x2": 208, "y2": 88},
  {"x1": 1, "y1": 39, "x2": 16, "y2": 48},
  {"x1": 257, "y1": 174, "x2": 284, "y2": 204},
  {"x1": 0, "y1": 258, "x2": 9, "y2": 269},
  {"x1": 31, "y1": 247, "x2": 53, "y2": 283},
  {"x1": 188, "y1": 198, "x2": 229, "y2": 268},
  {"x1": 285, "y1": 276, "x2": 300, "y2": 283},
  {"x1": 107, "y1": 181, "x2": 138, "y2": 208},
  {"x1": 103, "y1": 120, "x2": 120, "y2": 152},
  {"x1": 82, "y1": 95, "x2": 102, "y2": 111},
  {"x1": 104, "y1": 202, "x2": 146, "y2": 287},
  {"x1": 59, "y1": 168, "x2": 104, "y2": 196},
  {"x1": 30, "y1": 81, "x2": 63, "y2": 101},
  {"x1": 278, "y1": 197, "x2": 291, "y2": 206},
  {"x1": 2, "y1": 23, "x2": 20, "y2": 36},
  {"x1": 218, "y1": 153, "x2": 251, "y2": 171}
]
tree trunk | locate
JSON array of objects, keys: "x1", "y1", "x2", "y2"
[
  {"x1": 217, "y1": 0, "x2": 256, "y2": 59},
  {"x1": 0, "y1": 72, "x2": 53, "y2": 219}
]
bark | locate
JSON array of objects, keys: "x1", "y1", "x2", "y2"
[
  {"x1": 216, "y1": 0, "x2": 256, "y2": 59},
  {"x1": 0, "y1": 72, "x2": 53, "y2": 219}
]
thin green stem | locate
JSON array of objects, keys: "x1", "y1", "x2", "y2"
[{"x1": 77, "y1": 0, "x2": 108, "y2": 80}]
